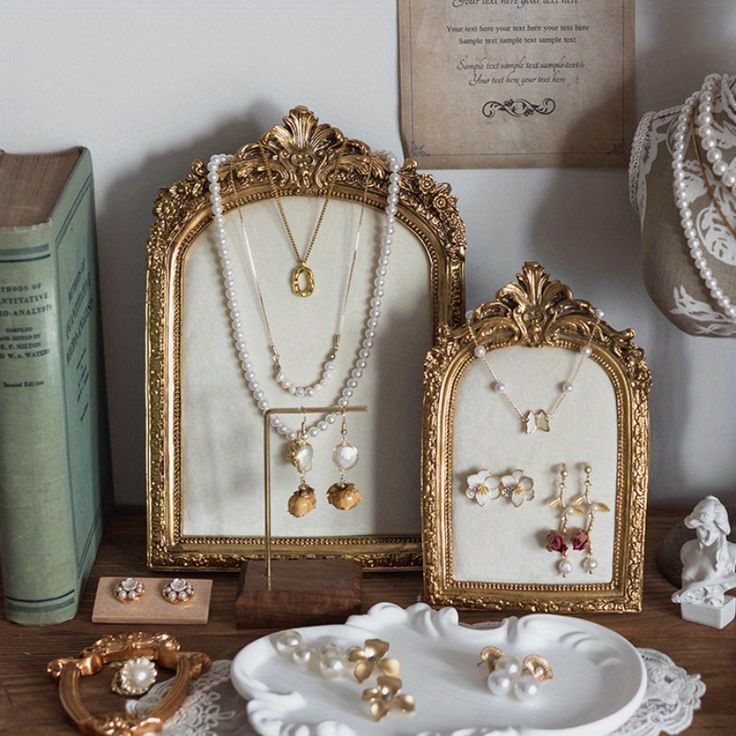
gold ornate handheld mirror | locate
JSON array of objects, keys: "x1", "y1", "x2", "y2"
[
  {"x1": 146, "y1": 106, "x2": 466, "y2": 571},
  {"x1": 422, "y1": 263, "x2": 651, "y2": 612},
  {"x1": 48, "y1": 633, "x2": 211, "y2": 736}
]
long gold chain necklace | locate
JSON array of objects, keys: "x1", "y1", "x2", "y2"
[
  {"x1": 228, "y1": 157, "x2": 370, "y2": 397},
  {"x1": 259, "y1": 142, "x2": 346, "y2": 297}
]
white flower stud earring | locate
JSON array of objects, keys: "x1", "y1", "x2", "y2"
[
  {"x1": 162, "y1": 578, "x2": 194, "y2": 603},
  {"x1": 465, "y1": 469, "x2": 534, "y2": 507},
  {"x1": 114, "y1": 577, "x2": 144, "y2": 602}
]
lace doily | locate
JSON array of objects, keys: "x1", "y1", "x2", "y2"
[{"x1": 128, "y1": 647, "x2": 704, "y2": 735}]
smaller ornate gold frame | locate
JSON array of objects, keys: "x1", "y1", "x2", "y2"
[
  {"x1": 47, "y1": 633, "x2": 211, "y2": 736},
  {"x1": 421, "y1": 263, "x2": 651, "y2": 613}
]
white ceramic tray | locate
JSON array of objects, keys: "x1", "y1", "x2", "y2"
[{"x1": 231, "y1": 602, "x2": 647, "y2": 736}]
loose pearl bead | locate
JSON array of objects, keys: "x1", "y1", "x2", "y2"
[
  {"x1": 276, "y1": 630, "x2": 303, "y2": 655},
  {"x1": 514, "y1": 673, "x2": 540, "y2": 700},
  {"x1": 474, "y1": 346, "x2": 486, "y2": 358},
  {"x1": 495, "y1": 655, "x2": 522, "y2": 678},
  {"x1": 292, "y1": 644, "x2": 315, "y2": 667},
  {"x1": 487, "y1": 671, "x2": 513, "y2": 696},
  {"x1": 319, "y1": 655, "x2": 345, "y2": 679}
]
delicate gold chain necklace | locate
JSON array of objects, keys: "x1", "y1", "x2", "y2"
[
  {"x1": 259, "y1": 142, "x2": 347, "y2": 297},
  {"x1": 229, "y1": 157, "x2": 371, "y2": 396},
  {"x1": 467, "y1": 310, "x2": 603, "y2": 434}
]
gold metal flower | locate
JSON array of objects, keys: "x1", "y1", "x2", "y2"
[
  {"x1": 327, "y1": 482, "x2": 362, "y2": 511},
  {"x1": 362, "y1": 675, "x2": 416, "y2": 721},
  {"x1": 347, "y1": 639, "x2": 400, "y2": 683},
  {"x1": 287, "y1": 483, "x2": 316, "y2": 517}
]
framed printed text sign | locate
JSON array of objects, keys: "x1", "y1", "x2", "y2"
[{"x1": 399, "y1": 0, "x2": 635, "y2": 168}]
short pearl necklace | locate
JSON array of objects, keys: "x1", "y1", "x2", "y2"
[
  {"x1": 207, "y1": 152, "x2": 401, "y2": 441},
  {"x1": 672, "y1": 76, "x2": 736, "y2": 323}
]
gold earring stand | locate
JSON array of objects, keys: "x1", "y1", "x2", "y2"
[{"x1": 235, "y1": 405, "x2": 365, "y2": 629}]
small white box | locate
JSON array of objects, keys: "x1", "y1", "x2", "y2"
[{"x1": 680, "y1": 595, "x2": 736, "y2": 630}]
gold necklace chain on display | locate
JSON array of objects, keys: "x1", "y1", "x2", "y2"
[
  {"x1": 228, "y1": 155, "x2": 371, "y2": 387},
  {"x1": 259, "y1": 141, "x2": 347, "y2": 297}
]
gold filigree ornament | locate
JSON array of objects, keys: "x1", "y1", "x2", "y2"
[
  {"x1": 347, "y1": 638, "x2": 400, "y2": 683},
  {"x1": 47, "y1": 633, "x2": 211, "y2": 736},
  {"x1": 362, "y1": 674, "x2": 416, "y2": 721}
]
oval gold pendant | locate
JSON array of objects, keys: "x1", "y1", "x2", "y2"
[{"x1": 290, "y1": 264, "x2": 316, "y2": 297}]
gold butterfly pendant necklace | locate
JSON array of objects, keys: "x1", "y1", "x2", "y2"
[{"x1": 466, "y1": 308, "x2": 604, "y2": 435}]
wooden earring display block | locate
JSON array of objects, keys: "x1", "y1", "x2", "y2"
[
  {"x1": 235, "y1": 559, "x2": 362, "y2": 629},
  {"x1": 92, "y1": 577, "x2": 213, "y2": 625}
]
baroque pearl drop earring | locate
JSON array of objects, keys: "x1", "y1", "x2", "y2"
[{"x1": 327, "y1": 410, "x2": 362, "y2": 511}]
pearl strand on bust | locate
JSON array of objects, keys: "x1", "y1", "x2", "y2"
[
  {"x1": 207, "y1": 151, "x2": 401, "y2": 440},
  {"x1": 672, "y1": 81, "x2": 736, "y2": 323},
  {"x1": 695, "y1": 74, "x2": 736, "y2": 194}
]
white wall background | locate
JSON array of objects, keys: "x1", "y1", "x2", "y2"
[{"x1": 1, "y1": 0, "x2": 734, "y2": 506}]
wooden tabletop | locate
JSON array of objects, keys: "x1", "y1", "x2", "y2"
[{"x1": 0, "y1": 506, "x2": 733, "y2": 734}]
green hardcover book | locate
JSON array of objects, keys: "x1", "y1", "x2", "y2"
[{"x1": 0, "y1": 147, "x2": 111, "y2": 625}]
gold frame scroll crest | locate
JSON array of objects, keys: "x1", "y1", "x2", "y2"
[
  {"x1": 145, "y1": 106, "x2": 466, "y2": 571},
  {"x1": 421, "y1": 262, "x2": 651, "y2": 613}
]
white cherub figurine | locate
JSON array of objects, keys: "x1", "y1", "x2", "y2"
[{"x1": 672, "y1": 496, "x2": 736, "y2": 628}]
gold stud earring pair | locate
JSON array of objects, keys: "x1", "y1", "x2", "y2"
[
  {"x1": 287, "y1": 410, "x2": 362, "y2": 517},
  {"x1": 481, "y1": 646, "x2": 553, "y2": 699}
]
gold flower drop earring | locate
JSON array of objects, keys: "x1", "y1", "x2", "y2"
[
  {"x1": 287, "y1": 413, "x2": 317, "y2": 517},
  {"x1": 327, "y1": 410, "x2": 362, "y2": 511},
  {"x1": 570, "y1": 465, "x2": 610, "y2": 574}
]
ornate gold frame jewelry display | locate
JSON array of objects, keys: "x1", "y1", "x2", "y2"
[
  {"x1": 146, "y1": 106, "x2": 466, "y2": 571},
  {"x1": 422, "y1": 263, "x2": 651, "y2": 612}
]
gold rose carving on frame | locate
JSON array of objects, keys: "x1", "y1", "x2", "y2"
[
  {"x1": 421, "y1": 262, "x2": 651, "y2": 613},
  {"x1": 146, "y1": 106, "x2": 466, "y2": 571}
]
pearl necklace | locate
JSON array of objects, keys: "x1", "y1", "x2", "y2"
[
  {"x1": 227, "y1": 159, "x2": 371, "y2": 398},
  {"x1": 694, "y1": 74, "x2": 736, "y2": 194},
  {"x1": 466, "y1": 309, "x2": 603, "y2": 435},
  {"x1": 672, "y1": 77, "x2": 736, "y2": 323},
  {"x1": 207, "y1": 151, "x2": 401, "y2": 441}
]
